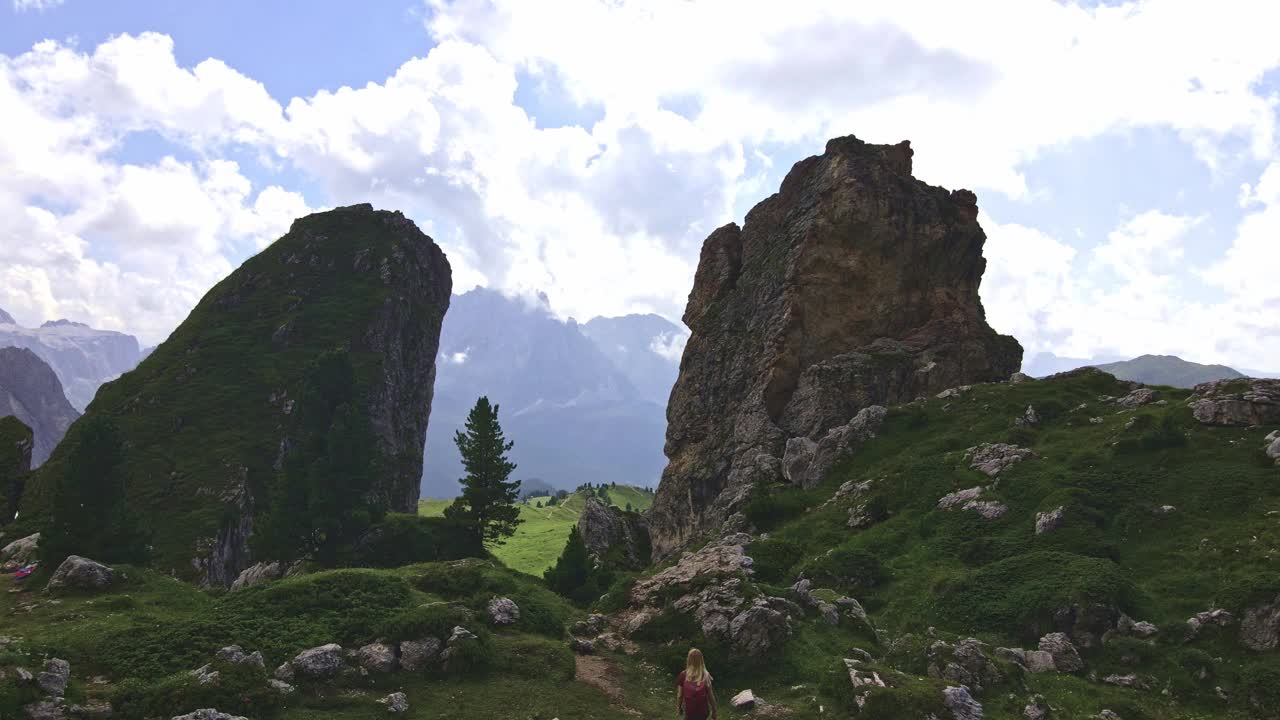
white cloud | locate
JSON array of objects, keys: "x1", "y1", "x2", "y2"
[
  {"x1": 649, "y1": 329, "x2": 690, "y2": 363},
  {"x1": 13, "y1": 0, "x2": 64, "y2": 11}
]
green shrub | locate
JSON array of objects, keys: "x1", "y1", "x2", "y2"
[
  {"x1": 744, "y1": 487, "x2": 809, "y2": 532},
  {"x1": 799, "y1": 544, "x2": 886, "y2": 591},
  {"x1": 1239, "y1": 662, "x2": 1280, "y2": 715},
  {"x1": 344, "y1": 514, "x2": 482, "y2": 567},
  {"x1": 379, "y1": 603, "x2": 472, "y2": 642},
  {"x1": 592, "y1": 574, "x2": 637, "y2": 614},
  {"x1": 632, "y1": 608, "x2": 700, "y2": 644},
  {"x1": 112, "y1": 661, "x2": 283, "y2": 719},
  {"x1": 746, "y1": 538, "x2": 802, "y2": 583},
  {"x1": 940, "y1": 551, "x2": 1133, "y2": 636},
  {"x1": 494, "y1": 636, "x2": 575, "y2": 681},
  {"x1": 411, "y1": 561, "x2": 517, "y2": 599}
]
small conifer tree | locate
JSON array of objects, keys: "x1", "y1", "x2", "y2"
[{"x1": 445, "y1": 397, "x2": 522, "y2": 546}]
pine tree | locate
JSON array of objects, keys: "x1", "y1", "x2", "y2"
[
  {"x1": 445, "y1": 397, "x2": 522, "y2": 546},
  {"x1": 544, "y1": 523, "x2": 608, "y2": 604},
  {"x1": 42, "y1": 415, "x2": 149, "y2": 566}
]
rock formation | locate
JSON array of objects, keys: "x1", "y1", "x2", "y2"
[
  {"x1": 0, "y1": 347, "x2": 80, "y2": 466},
  {"x1": 18, "y1": 204, "x2": 451, "y2": 585},
  {"x1": 577, "y1": 495, "x2": 652, "y2": 569},
  {"x1": 0, "y1": 311, "x2": 144, "y2": 411},
  {"x1": 1188, "y1": 378, "x2": 1280, "y2": 426},
  {"x1": 649, "y1": 135, "x2": 1022, "y2": 557}
]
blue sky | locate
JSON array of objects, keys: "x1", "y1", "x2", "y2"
[{"x1": 1, "y1": 0, "x2": 1278, "y2": 370}]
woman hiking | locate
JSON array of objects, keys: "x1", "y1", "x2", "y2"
[{"x1": 676, "y1": 648, "x2": 718, "y2": 720}]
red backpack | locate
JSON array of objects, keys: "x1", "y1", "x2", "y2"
[{"x1": 679, "y1": 671, "x2": 710, "y2": 717}]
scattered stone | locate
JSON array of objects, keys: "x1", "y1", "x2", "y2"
[
  {"x1": 1038, "y1": 633, "x2": 1083, "y2": 673},
  {"x1": 1152, "y1": 505, "x2": 1177, "y2": 516},
  {"x1": 814, "y1": 601, "x2": 839, "y2": 626},
  {"x1": 1188, "y1": 379, "x2": 1280, "y2": 426},
  {"x1": 191, "y1": 664, "x2": 220, "y2": 686},
  {"x1": 1035, "y1": 507, "x2": 1066, "y2": 535},
  {"x1": 1104, "y1": 674, "x2": 1150, "y2": 690},
  {"x1": 570, "y1": 638, "x2": 595, "y2": 654},
  {"x1": 268, "y1": 679, "x2": 295, "y2": 695},
  {"x1": 965, "y1": 443, "x2": 1035, "y2": 477},
  {"x1": 1010, "y1": 372, "x2": 1032, "y2": 384},
  {"x1": 943, "y1": 685, "x2": 984, "y2": 720},
  {"x1": 938, "y1": 487, "x2": 985, "y2": 510},
  {"x1": 783, "y1": 406, "x2": 888, "y2": 489},
  {"x1": 441, "y1": 626, "x2": 479, "y2": 668},
  {"x1": 214, "y1": 645, "x2": 265, "y2": 669},
  {"x1": 1267, "y1": 436, "x2": 1280, "y2": 464},
  {"x1": 1186, "y1": 609, "x2": 1234, "y2": 640},
  {"x1": 229, "y1": 561, "x2": 283, "y2": 591},
  {"x1": 37, "y1": 658, "x2": 70, "y2": 697},
  {"x1": 45, "y1": 556, "x2": 114, "y2": 593},
  {"x1": 1240, "y1": 594, "x2": 1280, "y2": 651},
  {"x1": 730, "y1": 689, "x2": 757, "y2": 709},
  {"x1": 23, "y1": 699, "x2": 66, "y2": 720},
  {"x1": 963, "y1": 500, "x2": 1008, "y2": 520},
  {"x1": 487, "y1": 596, "x2": 520, "y2": 625},
  {"x1": 291, "y1": 643, "x2": 346, "y2": 679},
  {"x1": 728, "y1": 605, "x2": 790, "y2": 657},
  {"x1": 399, "y1": 637, "x2": 443, "y2": 671},
  {"x1": 170, "y1": 711, "x2": 249, "y2": 720},
  {"x1": 570, "y1": 614, "x2": 607, "y2": 637},
  {"x1": 844, "y1": 657, "x2": 887, "y2": 709},
  {"x1": 68, "y1": 700, "x2": 112, "y2": 719},
  {"x1": 1116, "y1": 614, "x2": 1159, "y2": 639},
  {"x1": 273, "y1": 662, "x2": 295, "y2": 682},
  {"x1": 1089, "y1": 417, "x2": 1104, "y2": 425},
  {"x1": 354, "y1": 642, "x2": 398, "y2": 673},
  {"x1": 1015, "y1": 405, "x2": 1040, "y2": 427},
  {"x1": 928, "y1": 638, "x2": 1003, "y2": 692},
  {"x1": 15, "y1": 667, "x2": 35, "y2": 684},
  {"x1": 835, "y1": 596, "x2": 869, "y2": 625},
  {"x1": 378, "y1": 692, "x2": 409, "y2": 713},
  {"x1": 1093, "y1": 712, "x2": 1121, "y2": 720},
  {"x1": 1024, "y1": 694, "x2": 1050, "y2": 720},
  {"x1": 1115, "y1": 389, "x2": 1156, "y2": 408},
  {"x1": 1, "y1": 532, "x2": 40, "y2": 572}
]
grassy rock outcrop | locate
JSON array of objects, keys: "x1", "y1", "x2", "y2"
[{"x1": 17, "y1": 204, "x2": 452, "y2": 584}]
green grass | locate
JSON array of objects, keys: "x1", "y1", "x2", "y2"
[{"x1": 418, "y1": 485, "x2": 654, "y2": 577}]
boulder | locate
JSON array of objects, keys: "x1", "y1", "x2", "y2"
[
  {"x1": 378, "y1": 692, "x2": 409, "y2": 713},
  {"x1": 577, "y1": 496, "x2": 652, "y2": 569},
  {"x1": 938, "y1": 487, "x2": 985, "y2": 509},
  {"x1": 268, "y1": 679, "x2": 295, "y2": 695},
  {"x1": 1015, "y1": 405, "x2": 1040, "y2": 427},
  {"x1": 45, "y1": 556, "x2": 114, "y2": 593},
  {"x1": 943, "y1": 685, "x2": 984, "y2": 720},
  {"x1": 291, "y1": 643, "x2": 346, "y2": 679},
  {"x1": 730, "y1": 689, "x2": 757, "y2": 709},
  {"x1": 570, "y1": 614, "x2": 607, "y2": 637},
  {"x1": 570, "y1": 638, "x2": 595, "y2": 654},
  {"x1": 784, "y1": 406, "x2": 887, "y2": 489},
  {"x1": 37, "y1": 658, "x2": 70, "y2": 697},
  {"x1": 1024, "y1": 695, "x2": 1050, "y2": 720},
  {"x1": 1267, "y1": 436, "x2": 1280, "y2": 464},
  {"x1": 1115, "y1": 614, "x2": 1159, "y2": 639},
  {"x1": 1240, "y1": 594, "x2": 1280, "y2": 651},
  {"x1": 844, "y1": 657, "x2": 888, "y2": 709},
  {"x1": 966, "y1": 444, "x2": 1035, "y2": 477},
  {"x1": 1, "y1": 532, "x2": 39, "y2": 572},
  {"x1": 170, "y1": 711, "x2": 249, "y2": 720},
  {"x1": 1186, "y1": 608, "x2": 1234, "y2": 640},
  {"x1": 1035, "y1": 507, "x2": 1065, "y2": 535},
  {"x1": 647, "y1": 136, "x2": 1022, "y2": 558},
  {"x1": 399, "y1": 638, "x2": 443, "y2": 671},
  {"x1": 1010, "y1": 372, "x2": 1032, "y2": 384},
  {"x1": 441, "y1": 626, "x2": 479, "y2": 668},
  {"x1": 354, "y1": 642, "x2": 398, "y2": 673},
  {"x1": 964, "y1": 500, "x2": 1008, "y2": 520},
  {"x1": 190, "y1": 664, "x2": 220, "y2": 686},
  {"x1": 928, "y1": 638, "x2": 1003, "y2": 693},
  {"x1": 273, "y1": 662, "x2": 295, "y2": 682},
  {"x1": 487, "y1": 596, "x2": 520, "y2": 626},
  {"x1": 1115, "y1": 389, "x2": 1156, "y2": 408},
  {"x1": 68, "y1": 700, "x2": 112, "y2": 719},
  {"x1": 1188, "y1": 379, "x2": 1280, "y2": 426},
  {"x1": 23, "y1": 700, "x2": 66, "y2": 720},
  {"x1": 728, "y1": 605, "x2": 790, "y2": 658},
  {"x1": 229, "y1": 561, "x2": 283, "y2": 591},
  {"x1": 1103, "y1": 674, "x2": 1150, "y2": 690},
  {"x1": 1038, "y1": 633, "x2": 1083, "y2": 673},
  {"x1": 214, "y1": 645, "x2": 265, "y2": 669}
]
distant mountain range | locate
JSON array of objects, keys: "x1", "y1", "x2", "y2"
[
  {"x1": 0, "y1": 347, "x2": 80, "y2": 466},
  {"x1": 1023, "y1": 351, "x2": 1278, "y2": 388},
  {"x1": 0, "y1": 309, "x2": 145, "y2": 411},
  {"x1": 422, "y1": 288, "x2": 683, "y2": 498}
]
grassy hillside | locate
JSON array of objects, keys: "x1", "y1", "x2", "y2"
[
  {"x1": 0, "y1": 560, "x2": 689, "y2": 720},
  {"x1": 418, "y1": 485, "x2": 654, "y2": 576},
  {"x1": 706, "y1": 369, "x2": 1280, "y2": 718}
]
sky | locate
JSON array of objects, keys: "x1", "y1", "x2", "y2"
[{"x1": 1, "y1": 0, "x2": 1278, "y2": 370}]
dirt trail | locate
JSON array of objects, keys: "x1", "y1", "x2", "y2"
[{"x1": 574, "y1": 654, "x2": 642, "y2": 716}]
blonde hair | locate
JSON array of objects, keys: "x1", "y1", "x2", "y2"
[{"x1": 685, "y1": 648, "x2": 710, "y2": 685}]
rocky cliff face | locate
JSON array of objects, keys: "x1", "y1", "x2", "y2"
[
  {"x1": 0, "y1": 314, "x2": 144, "y2": 411},
  {"x1": 19, "y1": 204, "x2": 451, "y2": 584},
  {"x1": 0, "y1": 416, "x2": 33, "y2": 524},
  {"x1": 577, "y1": 496, "x2": 651, "y2": 570},
  {"x1": 0, "y1": 347, "x2": 80, "y2": 467},
  {"x1": 649, "y1": 135, "x2": 1022, "y2": 558}
]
